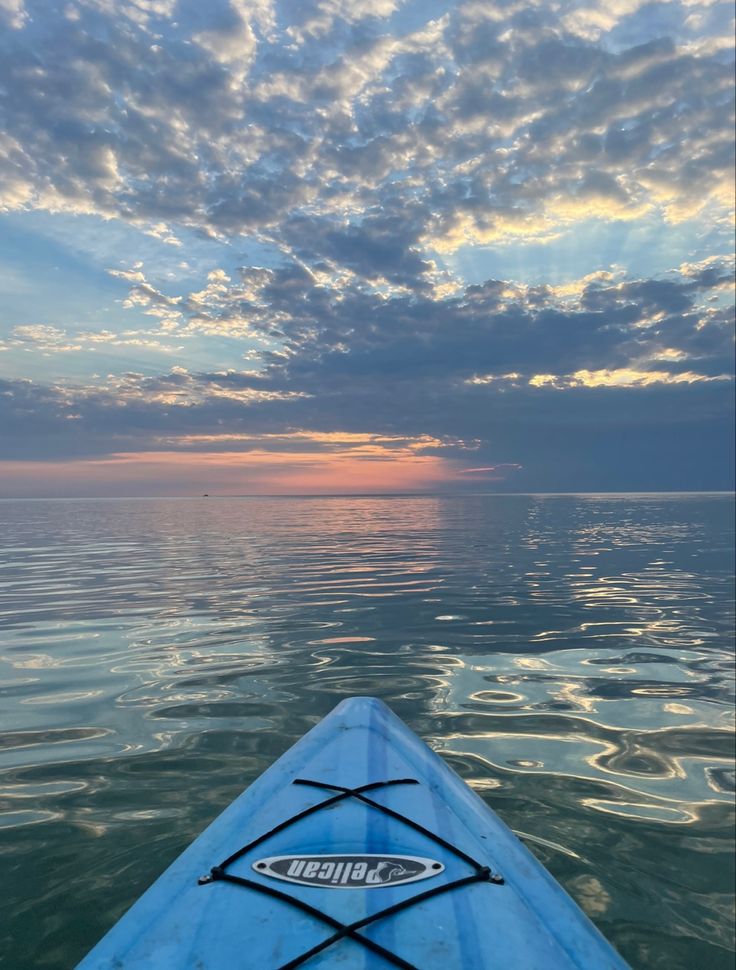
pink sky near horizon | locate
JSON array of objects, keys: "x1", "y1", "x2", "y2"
[{"x1": 0, "y1": 448, "x2": 511, "y2": 497}]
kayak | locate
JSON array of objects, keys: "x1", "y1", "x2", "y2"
[{"x1": 77, "y1": 696, "x2": 629, "y2": 969}]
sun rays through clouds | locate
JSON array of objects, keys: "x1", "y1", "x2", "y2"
[{"x1": 0, "y1": 0, "x2": 733, "y2": 494}]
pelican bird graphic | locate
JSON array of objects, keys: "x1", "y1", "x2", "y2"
[{"x1": 374, "y1": 860, "x2": 412, "y2": 883}]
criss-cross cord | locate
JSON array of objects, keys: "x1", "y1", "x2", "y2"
[{"x1": 198, "y1": 777, "x2": 504, "y2": 970}]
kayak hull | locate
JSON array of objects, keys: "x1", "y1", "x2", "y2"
[{"x1": 77, "y1": 697, "x2": 629, "y2": 969}]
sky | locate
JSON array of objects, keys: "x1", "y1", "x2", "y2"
[{"x1": 0, "y1": 0, "x2": 734, "y2": 496}]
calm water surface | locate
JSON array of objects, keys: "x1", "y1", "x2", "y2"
[{"x1": 0, "y1": 495, "x2": 733, "y2": 969}]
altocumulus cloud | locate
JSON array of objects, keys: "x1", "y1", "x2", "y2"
[{"x1": 0, "y1": 0, "x2": 733, "y2": 493}]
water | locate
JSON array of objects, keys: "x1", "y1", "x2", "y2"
[{"x1": 0, "y1": 494, "x2": 733, "y2": 969}]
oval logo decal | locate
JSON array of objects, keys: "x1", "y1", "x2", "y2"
[{"x1": 252, "y1": 854, "x2": 444, "y2": 889}]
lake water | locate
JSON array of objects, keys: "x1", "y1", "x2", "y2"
[{"x1": 0, "y1": 494, "x2": 733, "y2": 969}]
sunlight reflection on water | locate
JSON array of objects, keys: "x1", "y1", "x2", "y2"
[{"x1": 0, "y1": 494, "x2": 733, "y2": 969}]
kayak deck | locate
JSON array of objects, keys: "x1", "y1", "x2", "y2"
[{"x1": 77, "y1": 697, "x2": 629, "y2": 969}]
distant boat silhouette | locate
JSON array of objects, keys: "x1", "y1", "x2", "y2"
[{"x1": 202, "y1": 493, "x2": 209, "y2": 497}]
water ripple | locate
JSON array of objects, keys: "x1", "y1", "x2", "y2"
[{"x1": 0, "y1": 494, "x2": 733, "y2": 969}]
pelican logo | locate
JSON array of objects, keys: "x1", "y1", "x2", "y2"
[{"x1": 252, "y1": 854, "x2": 444, "y2": 889}]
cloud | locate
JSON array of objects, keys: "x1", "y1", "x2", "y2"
[
  {"x1": 8, "y1": 324, "x2": 83, "y2": 353},
  {"x1": 0, "y1": 446, "x2": 458, "y2": 497},
  {"x1": 1, "y1": 1, "x2": 733, "y2": 493},
  {"x1": 101, "y1": 248, "x2": 733, "y2": 397},
  {"x1": 0, "y1": 0, "x2": 731, "y2": 264},
  {"x1": 1, "y1": 319, "x2": 185, "y2": 358},
  {"x1": 458, "y1": 464, "x2": 523, "y2": 479},
  {"x1": 528, "y1": 367, "x2": 730, "y2": 388},
  {"x1": 1, "y1": 255, "x2": 732, "y2": 492},
  {"x1": 0, "y1": 0, "x2": 26, "y2": 29},
  {"x1": 284, "y1": 0, "x2": 401, "y2": 44},
  {"x1": 191, "y1": 1, "x2": 260, "y2": 83}
]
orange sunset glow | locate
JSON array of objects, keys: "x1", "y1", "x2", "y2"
[{"x1": 0, "y1": 448, "x2": 469, "y2": 496}]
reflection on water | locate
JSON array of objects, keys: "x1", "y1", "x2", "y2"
[{"x1": 0, "y1": 495, "x2": 733, "y2": 969}]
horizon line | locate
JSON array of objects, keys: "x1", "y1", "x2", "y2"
[{"x1": 1, "y1": 490, "x2": 734, "y2": 500}]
